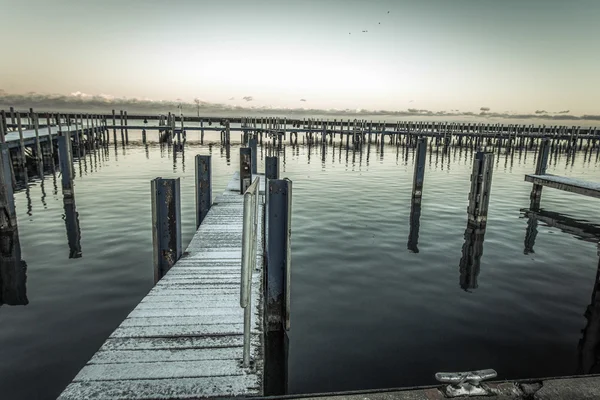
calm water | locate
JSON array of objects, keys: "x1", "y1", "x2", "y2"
[{"x1": 1, "y1": 130, "x2": 600, "y2": 399}]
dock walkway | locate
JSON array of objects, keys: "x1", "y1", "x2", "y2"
[
  {"x1": 525, "y1": 174, "x2": 600, "y2": 199},
  {"x1": 3, "y1": 125, "x2": 84, "y2": 149},
  {"x1": 59, "y1": 172, "x2": 266, "y2": 399}
]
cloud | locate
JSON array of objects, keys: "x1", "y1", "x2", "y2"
[
  {"x1": 300, "y1": 99, "x2": 307, "y2": 102},
  {"x1": 558, "y1": 110, "x2": 570, "y2": 114},
  {"x1": 535, "y1": 110, "x2": 547, "y2": 114},
  {"x1": 0, "y1": 90, "x2": 597, "y2": 121},
  {"x1": 242, "y1": 96, "x2": 253, "y2": 102},
  {"x1": 228, "y1": 97, "x2": 235, "y2": 100},
  {"x1": 480, "y1": 107, "x2": 490, "y2": 112}
]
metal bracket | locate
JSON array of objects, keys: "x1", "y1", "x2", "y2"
[{"x1": 435, "y1": 369, "x2": 497, "y2": 398}]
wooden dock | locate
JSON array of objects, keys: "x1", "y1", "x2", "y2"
[
  {"x1": 58, "y1": 172, "x2": 267, "y2": 400},
  {"x1": 525, "y1": 174, "x2": 600, "y2": 199}
]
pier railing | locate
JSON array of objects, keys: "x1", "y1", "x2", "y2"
[{"x1": 240, "y1": 176, "x2": 260, "y2": 367}]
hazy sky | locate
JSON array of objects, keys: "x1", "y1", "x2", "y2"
[{"x1": 1, "y1": 0, "x2": 599, "y2": 114}]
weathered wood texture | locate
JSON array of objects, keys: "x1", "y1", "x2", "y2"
[
  {"x1": 525, "y1": 174, "x2": 600, "y2": 199},
  {"x1": 58, "y1": 172, "x2": 265, "y2": 400}
]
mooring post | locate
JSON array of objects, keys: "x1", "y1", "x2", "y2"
[
  {"x1": 30, "y1": 109, "x2": 42, "y2": 161},
  {"x1": 266, "y1": 178, "x2": 292, "y2": 332},
  {"x1": 240, "y1": 148, "x2": 252, "y2": 193},
  {"x1": 467, "y1": 151, "x2": 494, "y2": 227},
  {"x1": 151, "y1": 178, "x2": 182, "y2": 282},
  {"x1": 0, "y1": 143, "x2": 17, "y2": 230},
  {"x1": 16, "y1": 114, "x2": 26, "y2": 171},
  {"x1": 0, "y1": 114, "x2": 5, "y2": 144},
  {"x1": 9, "y1": 107, "x2": 15, "y2": 130},
  {"x1": 529, "y1": 137, "x2": 550, "y2": 209},
  {"x1": 249, "y1": 137, "x2": 258, "y2": 174},
  {"x1": 119, "y1": 110, "x2": 125, "y2": 144},
  {"x1": 195, "y1": 155, "x2": 212, "y2": 228},
  {"x1": 412, "y1": 137, "x2": 427, "y2": 199},
  {"x1": 57, "y1": 134, "x2": 74, "y2": 197},
  {"x1": 225, "y1": 120, "x2": 231, "y2": 144}
]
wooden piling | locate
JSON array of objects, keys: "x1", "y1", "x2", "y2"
[
  {"x1": 15, "y1": 114, "x2": 26, "y2": 170},
  {"x1": 151, "y1": 178, "x2": 182, "y2": 282},
  {"x1": 467, "y1": 151, "x2": 494, "y2": 227},
  {"x1": 240, "y1": 148, "x2": 252, "y2": 193},
  {"x1": 195, "y1": 155, "x2": 212, "y2": 228},
  {"x1": 249, "y1": 137, "x2": 258, "y2": 174},
  {"x1": 266, "y1": 178, "x2": 292, "y2": 332},
  {"x1": 266, "y1": 156, "x2": 279, "y2": 180},
  {"x1": 412, "y1": 138, "x2": 427, "y2": 199},
  {"x1": 0, "y1": 143, "x2": 16, "y2": 229},
  {"x1": 57, "y1": 134, "x2": 74, "y2": 197},
  {"x1": 120, "y1": 110, "x2": 125, "y2": 144},
  {"x1": 0, "y1": 112, "x2": 5, "y2": 144},
  {"x1": 29, "y1": 109, "x2": 42, "y2": 161},
  {"x1": 124, "y1": 111, "x2": 129, "y2": 144},
  {"x1": 529, "y1": 137, "x2": 550, "y2": 209}
]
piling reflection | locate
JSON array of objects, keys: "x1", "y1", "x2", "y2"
[
  {"x1": 0, "y1": 227, "x2": 28, "y2": 306},
  {"x1": 63, "y1": 196, "x2": 82, "y2": 259},
  {"x1": 579, "y1": 248, "x2": 600, "y2": 374},
  {"x1": 407, "y1": 198, "x2": 421, "y2": 253},
  {"x1": 458, "y1": 223, "x2": 487, "y2": 291}
]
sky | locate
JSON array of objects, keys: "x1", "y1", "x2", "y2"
[{"x1": 1, "y1": 0, "x2": 599, "y2": 116}]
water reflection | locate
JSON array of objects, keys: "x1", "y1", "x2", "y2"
[
  {"x1": 0, "y1": 227, "x2": 28, "y2": 306},
  {"x1": 458, "y1": 223, "x2": 487, "y2": 291},
  {"x1": 63, "y1": 196, "x2": 82, "y2": 259},
  {"x1": 407, "y1": 198, "x2": 421, "y2": 253},
  {"x1": 579, "y1": 247, "x2": 600, "y2": 374}
]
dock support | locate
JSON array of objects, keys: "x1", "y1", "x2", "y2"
[
  {"x1": 266, "y1": 156, "x2": 279, "y2": 180},
  {"x1": 266, "y1": 178, "x2": 292, "y2": 332},
  {"x1": 0, "y1": 144, "x2": 16, "y2": 230},
  {"x1": 467, "y1": 151, "x2": 494, "y2": 227},
  {"x1": 412, "y1": 138, "x2": 427, "y2": 198},
  {"x1": 195, "y1": 155, "x2": 212, "y2": 228},
  {"x1": 249, "y1": 137, "x2": 258, "y2": 174},
  {"x1": 57, "y1": 135, "x2": 74, "y2": 197},
  {"x1": 124, "y1": 111, "x2": 129, "y2": 144},
  {"x1": 151, "y1": 178, "x2": 182, "y2": 282},
  {"x1": 530, "y1": 138, "x2": 550, "y2": 209},
  {"x1": 30, "y1": 109, "x2": 42, "y2": 161},
  {"x1": 240, "y1": 148, "x2": 252, "y2": 192}
]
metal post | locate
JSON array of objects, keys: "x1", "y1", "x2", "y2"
[
  {"x1": 530, "y1": 137, "x2": 550, "y2": 209},
  {"x1": 412, "y1": 137, "x2": 427, "y2": 199},
  {"x1": 266, "y1": 179, "x2": 292, "y2": 332},
  {"x1": 240, "y1": 148, "x2": 252, "y2": 193},
  {"x1": 151, "y1": 178, "x2": 182, "y2": 282},
  {"x1": 57, "y1": 134, "x2": 74, "y2": 197},
  {"x1": 266, "y1": 156, "x2": 279, "y2": 180},
  {"x1": 467, "y1": 152, "x2": 494, "y2": 227},
  {"x1": 195, "y1": 155, "x2": 212, "y2": 228},
  {"x1": 0, "y1": 144, "x2": 16, "y2": 229},
  {"x1": 249, "y1": 137, "x2": 258, "y2": 174}
]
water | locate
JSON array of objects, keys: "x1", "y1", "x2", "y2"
[{"x1": 1, "y1": 130, "x2": 599, "y2": 399}]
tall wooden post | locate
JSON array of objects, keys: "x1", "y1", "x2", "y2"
[
  {"x1": 249, "y1": 137, "x2": 258, "y2": 174},
  {"x1": 124, "y1": 111, "x2": 129, "y2": 144},
  {"x1": 240, "y1": 148, "x2": 252, "y2": 193},
  {"x1": 16, "y1": 114, "x2": 26, "y2": 171},
  {"x1": 120, "y1": 110, "x2": 125, "y2": 144},
  {"x1": 266, "y1": 178, "x2": 292, "y2": 332},
  {"x1": 195, "y1": 155, "x2": 212, "y2": 228},
  {"x1": 57, "y1": 134, "x2": 74, "y2": 197},
  {"x1": 530, "y1": 138, "x2": 550, "y2": 210},
  {"x1": 412, "y1": 137, "x2": 427, "y2": 199},
  {"x1": 29, "y1": 109, "x2": 42, "y2": 161},
  {"x1": 0, "y1": 143, "x2": 16, "y2": 230},
  {"x1": 0, "y1": 111, "x2": 5, "y2": 144},
  {"x1": 151, "y1": 178, "x2": 182, "y2": 282},
  {"x1": 467, "y1": 151, "x2": 494, "y2": 227}
]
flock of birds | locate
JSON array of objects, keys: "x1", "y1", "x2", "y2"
[{"x1": 350, "y1": 10, "x2": 390, "y2": 34}]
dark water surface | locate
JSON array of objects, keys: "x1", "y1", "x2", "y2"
[{"x1": 1, "y1": 131, "x2": 600, "y2": 399}]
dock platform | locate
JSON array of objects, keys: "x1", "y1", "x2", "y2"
[
  {"x1": 525, "y1": 174, "x2": 600, "y2": 199},
  {"x1": 58, "y1": 172, "x2": 266, "y2": 399}
]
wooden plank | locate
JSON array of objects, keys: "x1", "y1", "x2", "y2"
[
  {"x1": 525, "y1": 174, "x2": 600, "y2": 198},
  {"x1": 58, "y1": 376, "x2": 260, "y2": 400}
]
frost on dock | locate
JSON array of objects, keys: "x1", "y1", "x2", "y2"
[{"x1": 59, "y1": 173, "x2": 265, "y2": 399}]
